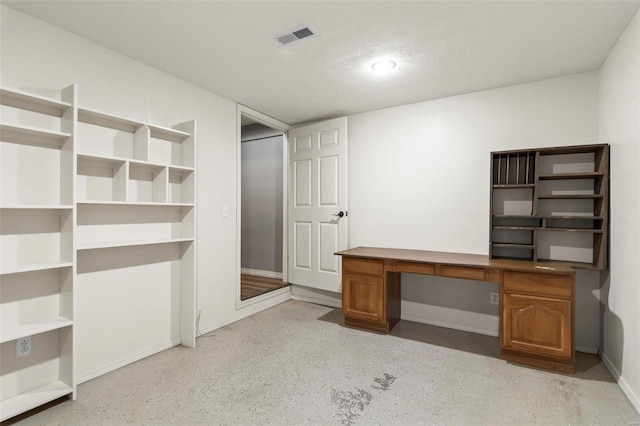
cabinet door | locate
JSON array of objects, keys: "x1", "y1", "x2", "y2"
[
  {"x1": 502, "y1": 293, "x2": 572, "y2": 359},
  {"x1": 342, "y1": 274, "x2": 384, "y2": 322}
]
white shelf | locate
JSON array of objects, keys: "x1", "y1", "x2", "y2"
[
  {"x1": 1, "y1": 261, "x2": 73, "y2": 276},
  {"x1": 0, "y1": 123, "x2": 71, "y2": 147},
  {"x1": 0, "y1": 205, "x2": 73, "y2": 209},
  {"x1": 78, "y1": 107, "x2": 141, "y2": 132},
  {"x1": 77, "y1": 237, "x2": 194, "y2": 250},
  {"x1": 169, "y1": 164, "x2": 195, "y2": 174},
  {"x1": 0, "y1": 381, "x2": 73, "y2": 422},
  {"x1": 148, "y1": 124, "x2": 191, "y2": 143},
  {"x1": 0, "y1": 318, "x2": 73, "y2": 343},
  {"x1": 75, "y1": 153, "x2": 195, "y2": 172},
  {"x1": 0, "y1": 88, "x2": 71, "y2": 117},
  {"x1": 79, "y1": 108, "x2": 191, "y2": 142},
  {"x1": 77, "y1": 153, "x2": 126, "y2": 168},
  {"x1": 77, "y1": 201, "x2": 193, "y2": 207},
  {"x1": 129, "y1": 160, "x2": 165, "y2": 173}
]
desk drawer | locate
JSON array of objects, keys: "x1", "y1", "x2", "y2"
[
  {"x1": 503, "y1": 271, "x2": 573, "y2": 298},
  {"x1": 343, "y1": 257, "x2": 384, "y2": 276},
  {"x1": 395, "y1": 261, "x2": 435, "y2": 275},
  {"x1": 439, "y1": 265, "x2": 486, "y2": 281}
]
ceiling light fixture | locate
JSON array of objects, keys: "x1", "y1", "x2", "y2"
[{"x1": 371, "y1": 60, "x2": 397, "y2": 73}]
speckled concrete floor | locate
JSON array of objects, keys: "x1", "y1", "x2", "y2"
[{"x1": 10, "y1": 300, "x2": 640, "y2": 425}]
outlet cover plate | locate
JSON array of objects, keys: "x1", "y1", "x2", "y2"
[{"x1": 17, "y1": 336, "x2": 31, "y2": 357}]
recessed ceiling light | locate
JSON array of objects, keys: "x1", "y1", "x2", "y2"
[{"x1": 371, "y1": 60, "x2": 397, "y2": 73}]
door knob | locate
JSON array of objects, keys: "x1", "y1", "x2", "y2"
[{"x1": 333, "y1": 211, "x2": 345, "y2": 218}]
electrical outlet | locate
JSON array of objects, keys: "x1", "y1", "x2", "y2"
[
  {"x1": 490, "y1": 292, "x2": 499, "y2": 305},
  {"x1": 16, "y1": 336, "x2": 31, "y2": 357}
]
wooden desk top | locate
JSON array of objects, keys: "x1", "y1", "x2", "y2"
[{"x1": 335, "y1": 246, "x2": 575, "y2": 274}]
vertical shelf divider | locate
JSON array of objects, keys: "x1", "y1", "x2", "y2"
[
  {"x1": 116, "y1": 160, "x2": 129, "y2": 202},
  {"x1": 173, "y1": 120, "x2": 196, "y2": 348},
  {"x1": 133, "y1": 125, "x2": 150, "y2": 162}
]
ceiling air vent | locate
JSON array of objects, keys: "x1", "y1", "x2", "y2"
[{"x1": 276, "y1": 26, "x2": 316, "y2": 45}]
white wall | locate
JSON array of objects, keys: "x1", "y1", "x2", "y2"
[
  {"x1": 241, "y1": 124, "x2": 284, "y2": 274},
  {"x1": 0, "y1": 5, "x2": 288, "y2": 381},
  {"x1": 598, "y1": 10, "x2": 640, "y2": 412},
  {"x1": 3, "y1": 4, "x2": 634, "y2": 404},
  {"x1": 343, "y1": 72, "x2": 602, "y2": 349}
]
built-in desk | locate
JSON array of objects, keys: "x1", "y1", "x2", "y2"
[{"x1": 336, "y1": 247, "x2": 576, "y2": 373}]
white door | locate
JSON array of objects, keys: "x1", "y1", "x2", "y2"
[{"x1": 288, "y1": 117, "x2": 348, "y2": 292}]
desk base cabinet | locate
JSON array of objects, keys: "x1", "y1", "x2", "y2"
[
  {"x1": 342, "y1": 258, "x2": 400, "y2": 333},
  {"x1": 501, "y1": 271, "x2": 575, "y2": 373},
  {"x1": 338, "y1": 248, "x2": 577, "y2": 374}
]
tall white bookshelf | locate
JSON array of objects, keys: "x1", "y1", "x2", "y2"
[
  {"x1": 0, "y1": 85, "x2": 77, "y2": 421},
  {"x1": 0, "y1": 86, "x2": 197, "y2": 421},
  {"x1": 75, "y1": 108, "x2": 197, "y2": 372}
]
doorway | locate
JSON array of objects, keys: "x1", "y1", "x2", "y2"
[{"x1": 237, "y1": 108, "x2": 290, "y2": 304}]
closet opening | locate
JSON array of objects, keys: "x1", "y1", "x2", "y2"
[{"x1": 239, "y1": 114, "x2": 288, "y2": 301}]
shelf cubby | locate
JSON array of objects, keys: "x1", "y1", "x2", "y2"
[
  {"x1": 1, "y1": 87, "x2": 73, "y2": 147},
  {"x1": 76, "y1": 203, "x2": 193, "y2": 250},
  {"x1": 490, "y1": 144, "x2": 609, "y2": 268},
  {"x1": 77, "y1": 108, "x2": 148, "y2": 161},
  {"x1": 76, "y1": 155, "x2": 127, "y2": 202},
  {"x1": 75, "y1": 240, "x2": 194, "y2": 376},
  {"x1": 490, "y1": 244, "x2": 534, "y2": 261},
  {"x1": 491, "y1": 187, "x2": 533, "y2": 216},
  {"x1": 544, "y1": 216, "x2": 603, "y2": 231},
  {"x1": 168, "y1": 167, "x2": 195, "y2": 204},
  {"x1": 128, "y1": 162, "x2": 167, "y2": 203},
  {"x1": 0, "y1": 328, "x2": 73, "y2": 422},
  {"x1": 0, "y1": 124, "x2": 71, "y2": 147},
  {"x1": 147, "y1": 124, "x2": 194, "y2": 168},
  {"x1": 0, "y1": 380, "x2": 73, "y2": 422},
  {"x1": 1, "y1": 134, "x2": 73, "y2": 207},
  {"x1": 0, "y1": 88, "x2": 71, "y2": 116},
  {"x1": 537, "y1": 231, "x2": 594, "y2": 265},
  {"x1": 0, "y1": 209, "x2": 73, "y2": 271},
  {"x1": 0, "y1": 267, "x2": 73, "y2": 342},
  {"x1": 492, "y1": 151, "x2": 536, "y2": 186}
]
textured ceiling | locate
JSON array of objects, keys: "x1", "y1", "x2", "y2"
[{"x1": 4, "y1": 1, "x2": 639, "y2": 125}]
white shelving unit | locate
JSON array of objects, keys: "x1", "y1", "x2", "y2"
[
  {"x1": 75, "y1": 107, "x2": 197, "y2": 377},
  {"x1": 0, "y1": 85, "x2": 77, "y2": 421},
  {"x1": 1, "y1": 86, "x2": 197, "y2": 421}
]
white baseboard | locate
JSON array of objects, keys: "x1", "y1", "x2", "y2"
[
  {"x1": 291, "y1": 293, "x2": 342, "y2": 309},
  {"x1": 290, "y1": 285, "x2": 341, "y2": 308},
  {"x1": 77, "y1": 337, "x2": 181, "y2": 385},
  {"x1": 240, "y1": 268, "x2": 283, "y2": 279},
  {"x1": 600, "y1": 350, "x2": 640, "y2": 414},
  {"x1": 200, "y1": 291, "x2": 292, "y2": 336},
  {"x1": 401, "y1": 301, "x2": 499, "y2": 337}
]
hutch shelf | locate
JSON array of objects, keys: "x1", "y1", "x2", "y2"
[{"x1": 490, "y1": 144, "x2": 609, "y2": 270}]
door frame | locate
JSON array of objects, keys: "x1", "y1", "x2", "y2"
[{"x1": 236, "y1": 104, "x2": 291, "y2": 309}]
